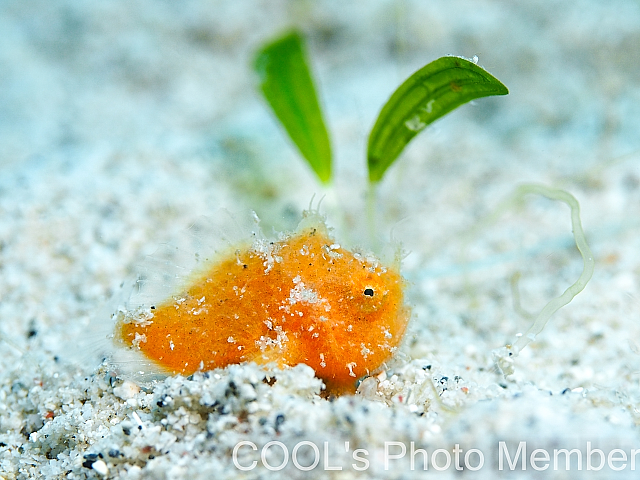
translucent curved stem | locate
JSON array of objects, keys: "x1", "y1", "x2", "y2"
[{"x1": 491, "y1": 184, "x2": 595, "y2": 374}]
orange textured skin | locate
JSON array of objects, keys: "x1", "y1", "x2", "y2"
[{"x1": 116, "y1": 215, "x2": 410, "y2": 393}]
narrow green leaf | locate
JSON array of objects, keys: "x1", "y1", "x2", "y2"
[
  {"x1": 254, "y1": 31, "x2": 332, "y2": 184},
  {"x1": 367, "y1": 56, "x2": 508, "y2": 183}
]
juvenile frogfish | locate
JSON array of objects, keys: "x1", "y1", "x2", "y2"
[{"x1": 114, "y1": 210, "x2": 410, "y2": 394}]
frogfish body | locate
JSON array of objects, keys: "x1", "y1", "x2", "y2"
[{"x1": 115, "y1": 211, "x2": 410, "y2": 394}]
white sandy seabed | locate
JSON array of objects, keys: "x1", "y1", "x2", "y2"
[{"x1": 2, "y1": 1, "x2": 640, "y2": 478}]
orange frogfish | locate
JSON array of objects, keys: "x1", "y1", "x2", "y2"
[{"x1": 114, "y1": 210, "x2": 410, "y2": 394}]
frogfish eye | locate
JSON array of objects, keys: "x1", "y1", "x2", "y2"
[{"x1": 363, "y1": 288, "x2": 374, "y2": 297}]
